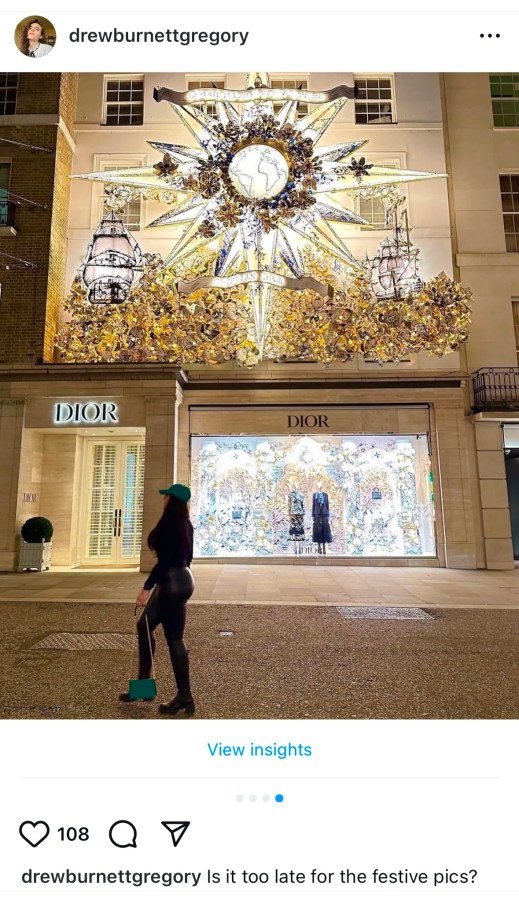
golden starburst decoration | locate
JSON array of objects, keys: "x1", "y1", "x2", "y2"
[{"x1": 75, "y1": 72, "x2": 446, "y2": 354}]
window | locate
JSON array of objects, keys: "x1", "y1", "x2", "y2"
[
  {"x1": 0, "y1": 73, "x2": 18, "y2": 115},
  {"x1": 354, "y1": 77, "x2": 393, "y2": 124},
  {"x1": 490, "y1": 74, "x2": 519, "y2": 127},
  {"x1": 99, "y1": 162, "x2": 142, "y2": 230},
  {"x1": 512, "y1": 300, "x2": 519, "y2": 363},
  {"x1": 104, "y1": 78, "x2": 144, "y2": 126},
  {"x1": 359, "y1": 195, "x2": 387, "y2": 228},
  {"x1": 500, "y1": 174, "x2": 519, "y2": 252},
  {"x1": 271, "y1": 78, "x2": 308, "y2": 119},
  {"x1": 0, "y1": 162, "x2": 11, "y2": 225},
  {"x1": 187, "y1": 79, "x2": 225, "y2": 118}
]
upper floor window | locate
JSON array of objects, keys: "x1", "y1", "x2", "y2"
[
  {"x1": 187, "y1": 78, "x2": 225, "y2": 118},
  {"x1": 104, "y1": 77, "x2": 143, "y2": 126},
  {"x1": 0, "y1": 162, "x2": 11, "y2": 221},
  {"x1": 271, "y1": 78, "x2": 309, "y2": 119},
  {"x1": 490, "y1": 74, "x2": 519, "y2": 127},
  {"x1": 97, "y1": 159, "x2": 144, "y2": 230},
  {"x1": 354, "y1": 77, "x2": 393, "y2": 124},
  {"x1": 0, "y1": 73, "x2": 18, "y2": 115},
  {"x1": 500, "y1": 174, "x2": 519, "y2": 252},
  {"x1": 359, "y1": 195, "x2": 387, "y2": 228},
  {"x1": 0, "y1": 162, "x2": 16, "y2": 232}
]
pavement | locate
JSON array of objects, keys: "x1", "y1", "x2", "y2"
[
  {"x1": 2, "y1": 563, "x2": 519, "y2": 608},
  {"x1": 2, "y1": 565, "x2": 519, "y2": 720},
  {"x1": 2, "y1": 600, "x2": 519, "y2": 720}
]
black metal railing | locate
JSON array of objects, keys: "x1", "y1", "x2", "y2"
[
  {"x1": 0, "y1": 200, "x2": 16, "y2": 228},
  {"x1": 472, "y1": 367, "x2": 519, "y2": 410}
]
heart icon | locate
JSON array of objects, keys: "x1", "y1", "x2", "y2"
[{"x1": 19, "y1": 821, "x2": 50, "y2": 848}]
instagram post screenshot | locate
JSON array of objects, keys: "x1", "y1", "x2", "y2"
[{"x1": 0, "y1": 4, "x2": 518, "y2": 898}]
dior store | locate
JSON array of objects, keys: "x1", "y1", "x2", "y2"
[{"x1": 181, "y1": 404, "x2": 438, "y2": 562}]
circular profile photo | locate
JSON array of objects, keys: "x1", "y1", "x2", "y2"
[{"x1": 15, "y1": 16, "x2": 56, "y2": 58}]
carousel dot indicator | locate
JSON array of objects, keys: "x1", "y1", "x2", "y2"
[{"x1": 275, "y1": 794, "x2": 284, "y2": 803}]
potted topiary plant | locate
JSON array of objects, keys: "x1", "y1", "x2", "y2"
[{"x1": 18, "y1": 516, "x2": 54, "y2": 572}]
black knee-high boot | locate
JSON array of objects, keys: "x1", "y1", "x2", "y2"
[
  {"x1": 159, "y1": 639, "x2": 195, "y2": 715},
  {"x1": 169, "y1": 639, "x2": 192, "y2": 700}
]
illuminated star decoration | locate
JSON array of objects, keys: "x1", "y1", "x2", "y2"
[{"x1": 76, "y1": 73, "x2": 447, "y2": 355}]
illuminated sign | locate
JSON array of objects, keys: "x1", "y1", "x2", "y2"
[{"x1": 54, "y1": 402, "x2": 119, "y2": 425}]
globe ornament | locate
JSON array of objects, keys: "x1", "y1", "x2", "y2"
[
  {"x1": 74, "y1": 72, "x2": 454, "y2": 357},
  {"x1": 228, "y1": 144, "x2": 289, "y2": 200}
]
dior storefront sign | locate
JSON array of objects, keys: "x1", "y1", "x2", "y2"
[
  {"x1": 287, "y1": 414, "x2": 329, "y2": 429},
  {"x1": 53, "y1": 401, "x2": 119, "y2": 425}
]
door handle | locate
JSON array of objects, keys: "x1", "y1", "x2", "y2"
[
  {"x1": 113, "y1": 510, "x2": 118, "y2": 537},
  {"x1": 117, "y1": 508, "x2": 122, "y2": 537}
]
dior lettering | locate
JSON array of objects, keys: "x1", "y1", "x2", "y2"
[
  {"x1": 54, "y1": 402, "x2": 119, "y2": 425},
  {"x1": 287, "y1": 414, "x2": 329, "y2": 428}
]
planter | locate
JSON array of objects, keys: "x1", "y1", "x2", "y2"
[{"x1": 18, "y1": 541, "x2": 52, "y2": 572}]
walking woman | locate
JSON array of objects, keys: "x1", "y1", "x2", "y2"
[
  {"x1": 119, "y1": 483, "x2": 196, "y2": 715},
  {"x1": 19, "y1": 20, "x2": 53, "y2": 57}
]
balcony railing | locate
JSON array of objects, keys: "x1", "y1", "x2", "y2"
[
  {"x1": 472, "y1": 367, "x2": 519, "y2": 411},
  {"x1": 0, "y1": 200, "x2": 16, "y2": 229}
]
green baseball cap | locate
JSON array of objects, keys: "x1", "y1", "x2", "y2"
[{"x1": 159, "y1": 483, "x2": 191, "y2": 502}]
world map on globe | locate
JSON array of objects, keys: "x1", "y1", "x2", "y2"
[{"x1": 228, "y1": 144, "x2": 289, "y2": 201}]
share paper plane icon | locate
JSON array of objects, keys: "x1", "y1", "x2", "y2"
[{"x1": 161, "y1": 821, "x2": 190, "y2": 847}]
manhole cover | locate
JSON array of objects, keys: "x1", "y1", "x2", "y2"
[
  {"x1": 31, "y1": 632, "x2": 136, "y2": 651},
  {"x1": 336, "y1": 606, "x2": 433, "y2": 620}
]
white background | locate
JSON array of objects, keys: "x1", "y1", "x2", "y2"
[{"x1": 1, "y1": 721, "x2": 518, "y2": 896}]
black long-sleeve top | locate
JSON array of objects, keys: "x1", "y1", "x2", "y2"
[{"x1": 143, "y1": 519, "x2": 194, "y2": 590}]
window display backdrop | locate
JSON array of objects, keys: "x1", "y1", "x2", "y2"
[{"x1": 191, "y1": 434, "x2": 436, "y2": 558}]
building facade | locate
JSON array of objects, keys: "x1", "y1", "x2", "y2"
[{"x1": 0, "y1": 70, "x2": 517, "y2": 571}]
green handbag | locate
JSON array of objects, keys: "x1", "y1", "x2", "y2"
[{"x1": 128, "y1": 613, "x2": 157, "y2": 701}]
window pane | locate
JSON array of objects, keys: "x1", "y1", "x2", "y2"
[
  {"x1": 0, "y1": 72, "x2": 18, "y2": 114},
  {"x1": 105, "y1": 78, "x2": 144, "y2": 126},
  {"x1": 355, "y1": 77, "x2": 393, "y2": 124}
]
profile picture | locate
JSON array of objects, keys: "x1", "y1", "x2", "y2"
[{"x1": 14, "y1": 16, "x2": 56, "y2": 58}]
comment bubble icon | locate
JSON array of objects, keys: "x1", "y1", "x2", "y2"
[{"x1": 109, "y1": 820, "x2": 137, "y2": 849}]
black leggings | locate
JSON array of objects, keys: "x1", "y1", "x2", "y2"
[{"x1": 137, "y1": 567, "x2": 195, "y2": 697}]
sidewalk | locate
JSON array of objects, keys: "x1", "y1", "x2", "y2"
[{"x1": 1, "y1": 564, "x2": 519, "y2": 608}]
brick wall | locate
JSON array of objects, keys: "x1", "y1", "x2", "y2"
[{"x1": 0, "y1": 72, "x2": 77, "y2": 364}]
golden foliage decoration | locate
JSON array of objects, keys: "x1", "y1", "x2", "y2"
[{"x1": 56, "y1": 252, "x2": 473, "y2": 368}]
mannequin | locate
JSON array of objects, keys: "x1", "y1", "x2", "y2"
[
  {"x1": 288, "y1": 479, "x2": 305, "y2": 554},
  {"x1": 312, "y1": 480, "x2": 332, "y2": 554}
]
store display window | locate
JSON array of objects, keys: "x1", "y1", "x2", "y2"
[{"x1": 191, "y1": 434, "x2": 436, "y2": 558}]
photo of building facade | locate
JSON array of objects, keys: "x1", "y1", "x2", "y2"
[{"x1": 1, "y1": 71, "x2": 518, "y2": 574}]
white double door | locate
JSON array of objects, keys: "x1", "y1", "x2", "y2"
[{"x1": 81, "y1": 439, "x2": 145, "y2": 566}]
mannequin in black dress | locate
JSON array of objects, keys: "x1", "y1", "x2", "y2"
[{"x1": 312, "y1": 480, "x2": 332, "y2": 554}]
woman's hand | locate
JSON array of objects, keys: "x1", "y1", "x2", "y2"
[{"x1": 135, "y1": 588, "x2": 150, "y2": 612}]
